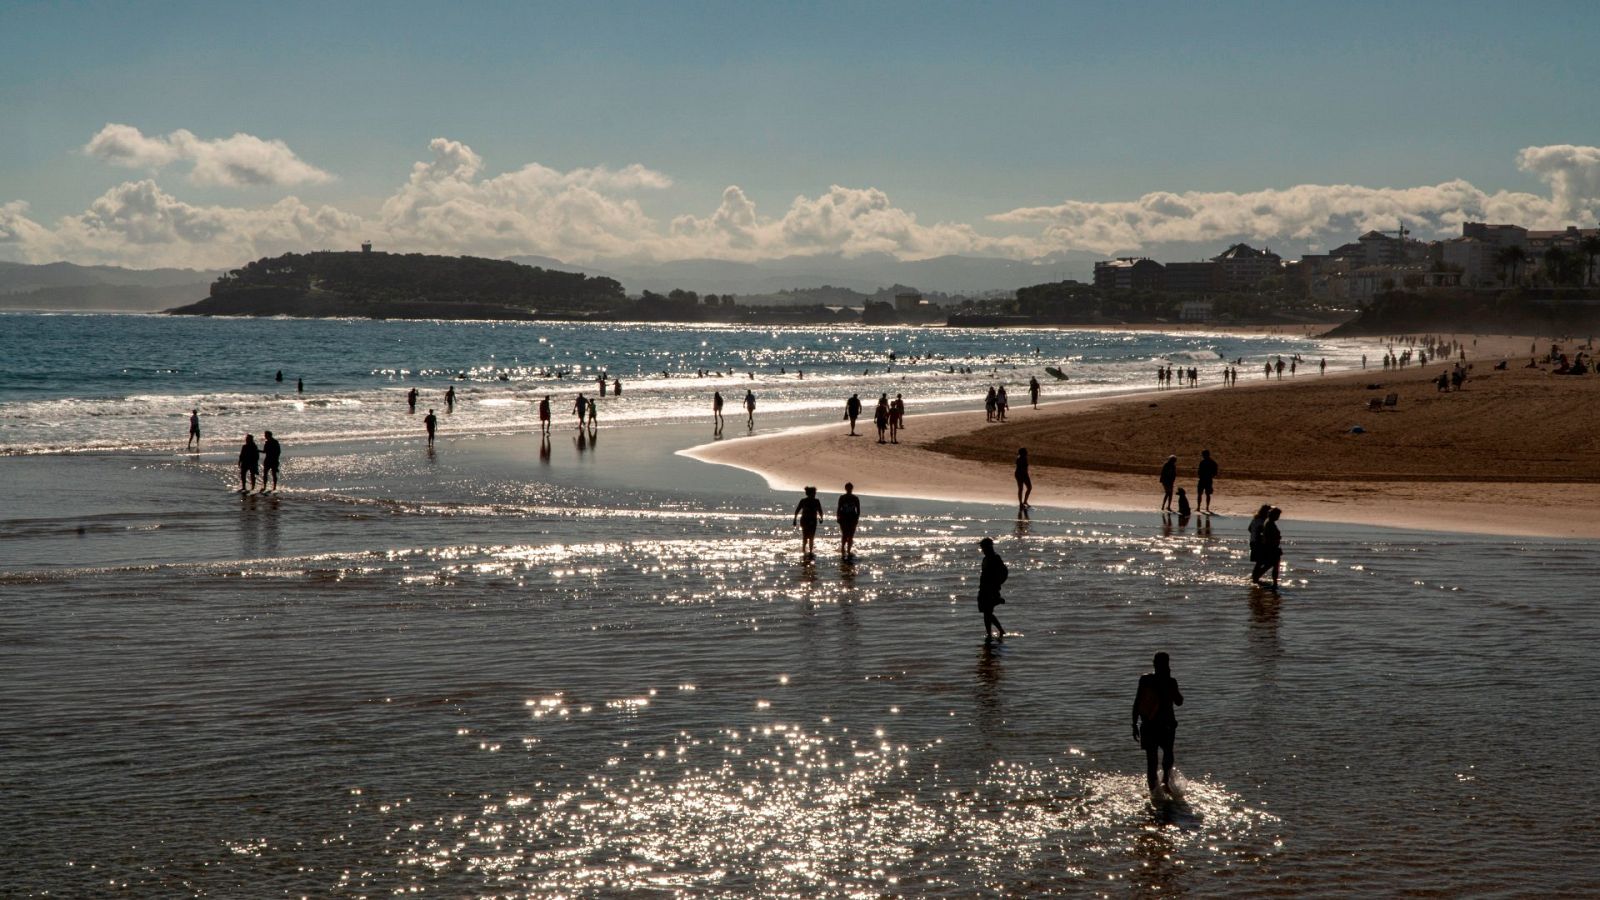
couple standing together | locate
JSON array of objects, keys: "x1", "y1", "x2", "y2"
[{"x1": 792, "y1": 483, "x2": 862, "y2": 557}]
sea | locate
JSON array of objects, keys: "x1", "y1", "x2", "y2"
[{"x1": 1, "y1": 312, "x2": 1595, "y2": 896}]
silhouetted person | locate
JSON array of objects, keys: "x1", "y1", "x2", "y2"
[
  {"x1": 598, "y1": 374, "x2": 607, "y2": 396},
  {"x1": 890, "y1": 393, "x2": 904, "y2": 443},
  {"x1": 1247, "y1": 504, "x2": 1272, "y2": 583},
  {"x1": 1159, "y1": 455, "x2": 1178, "y2": 511},
  {"x1": 793, "y1": 486, "x2": 823, "y2": 556},
  {"x1": 977, "y1": 537, "x2": 1008, "y2": 639},
  {"x1": 261, "y1": 430, "x2": 281, "y2": 490},
  {"x1": 1176, "y1": 487, "x2": 1190, "y2": 517},
  {"x1": 1132, "y1": 652, "x2": 1184, "y2": 798},
  {"x1": 874, "y1": 393, "x2": 889, "y2": 443},
  {"x1": 1014, "y1": 447, "x2": 1032, "y2": 508},
  {"x1": 613, "y1": 378, "x2": 621, "y2": 396},
  {"x1": 187, "y1": 409, "x2": 200, "y2": 450},
  {"x1": 1029, "y1": 375, "x2": 1040, "y2": 408},
  {"x1": 297, "y1": 376, "x2": 303, "y2": 394},
  {"x1": 445, "y1": 386, "x2": 455, "y2": 413},
  {"x1": 238, "y1": 434, "x2": 260, "y2": 492},
  {"x1": 538, "y1": 395, "x2": 552, "y2": 434},
  {"x1": 845, "y1": 393, "x2": 861, "y2": 435},
  {"x1": 713, "y1": 391, "x2": 725, "y2": 429},
  {"x1": 744, "y1": 389, "x2": 756, "y2": 427},
  {"x1": 836, "y1": 482, "x2": 861, "y2": 557},
  {"x1": 587, "y1": 395, "x2": 598, "y2": 426},
  {"x1": 1196, "y1": 449, "x2": 1218, "y2": 513},
  {"x1": 424, "y1": 409, "x2": 437, "y2": 447},
  {"x1": 1260, "y1": 507, "x2": 1284, "y2": 587},
  {"x1": 407, "y1": 387, "x2": 418, "y2": 414},
  {"x1": 573, "y1": 393, "x2": 587, "y2": 428},
  {"x1": 275, "y1": 370, "x2": 283, "y2": 383}
]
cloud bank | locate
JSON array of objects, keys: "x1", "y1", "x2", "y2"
[
  {"x1": 83, "y1": 124, "x2": 334, "y2": 188},
  {"x1": 4, "y1": 126, "x2": 1599, "y2": 270}
]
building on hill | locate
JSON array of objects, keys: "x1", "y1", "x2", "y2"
[
  {"x1": 1439, "y1": 236, "x2": 1501, "y2": 288},
  {"x1": 1210, "y1": 244, "x2": 1281, "y2": 288},
  {"x1": 1326, "y1": 230, "x2": 1429, "y2": 267},
  {"x1": 1093, "y1": 257, "x2": 1164, "y2": 291},
  {"x1": 1526, "y1": 224, "x2": 1600, "y2": 253},
  {"x1": 1461, "y1": 222, "x2": 1528, "y2": 248}
]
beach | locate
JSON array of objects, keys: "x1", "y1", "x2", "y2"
[
  {"x1": 685, "y1": 334, "x2": 1600, "y2": 538},
  {"x1": 4, "y1": 316, "x2": 1598, "y2": 895}
]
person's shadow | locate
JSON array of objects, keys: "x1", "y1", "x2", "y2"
[
  {"x1": 539, "y1": 434, "x2": 551, "y2": 465},
  {"x1": 973, "y1": 638, "x2": 1006, "y2": 747},
  {"x1": 1014, "y1": 508, "x2": 1031, "y2": 537}
]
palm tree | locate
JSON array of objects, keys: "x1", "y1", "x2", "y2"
[
  {"x1": 1496, "y1": 244, "x2": 1528, "y2": 287},
  {"x1": 1543, "y1": 245, "x2": 1570, "y2": 286},
  {"x1": 1580, "y1": 234, "x2": 1600, "y2": 286}
]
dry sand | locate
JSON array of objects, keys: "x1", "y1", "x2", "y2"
[{"x1": 684, "y1": 334, "x2": 1600, "y2": 539}]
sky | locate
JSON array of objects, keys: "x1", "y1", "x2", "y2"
[{"x1": 3, "y1": 0, "x2": 1600, "y2": 270}]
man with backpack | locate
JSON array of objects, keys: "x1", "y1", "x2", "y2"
[{"x1": 977, "y1": 537, "x2": 1008, "y2": 639}]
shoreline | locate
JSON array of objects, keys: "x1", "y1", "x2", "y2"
[{"x1": 682, "y1": 341, "x2": 1600, "y2": 539}]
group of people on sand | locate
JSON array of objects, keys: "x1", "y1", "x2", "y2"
[
  {"x1": 1159, "y1": 450, "x2": 1218, "y2": 516},
  {"x1": 843, "y1": 392, "x2": 906, "y2": 443}
]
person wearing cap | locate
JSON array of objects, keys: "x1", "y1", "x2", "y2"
[{"x1": 977, "y1": 537, "x2": 1008, "y2": 639}]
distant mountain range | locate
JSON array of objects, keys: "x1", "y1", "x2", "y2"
[{"x1": 0, "y1": 261, "x2": 220, "y2": 312}]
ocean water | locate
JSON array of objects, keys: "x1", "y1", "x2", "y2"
[
  {"x1": 1, "y1": 313, "x2": 1365, "y2": 454},
  {"x1": 2, "y1": 314, "x2": 1596, "y2": 896}
]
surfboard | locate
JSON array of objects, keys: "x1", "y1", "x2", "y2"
[{"x1": 1045, "y1": 366, "x2": 1069, "y2": 380}]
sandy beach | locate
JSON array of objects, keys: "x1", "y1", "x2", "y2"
[{"x1": 684, "y1": 334, "x2": 1600, "y2": 538}]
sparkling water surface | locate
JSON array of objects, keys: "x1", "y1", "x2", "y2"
[{"x1": 2, "y1": 316, "x2": 1595, "y2": 896}]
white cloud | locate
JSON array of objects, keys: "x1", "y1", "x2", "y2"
[
  {"x1": 989, "y1": 147, "x2": 1600, "y2": 256},
  {"x1": 83, "y1": 123, "x2": 334, "y2": 188},
  {"x1": 6, "y1": 138, "x2": 1600, "y2": 269}
]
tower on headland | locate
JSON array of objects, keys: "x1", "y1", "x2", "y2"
[{"x1": 361, "y1": 240, "x2": 373, "y2": 254}]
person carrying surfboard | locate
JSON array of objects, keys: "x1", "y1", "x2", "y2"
[{"x1": 1132, "y1": 652, "x2": 1184, "y2": 800}]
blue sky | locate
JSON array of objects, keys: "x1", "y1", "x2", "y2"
[{"x1": 3, "y1": 0, "x2": 1599, "y2": 268}]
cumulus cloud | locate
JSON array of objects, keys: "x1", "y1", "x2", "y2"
[
  {"x1": 83, "y1": 123, "x2": 334, "y2": 188},
  {"x1": 990, "y1": 146, "x2": 1600, "y2": 256},
  {"x1": 6, "y1": 138, "x2": 1600, "y2": 269}
]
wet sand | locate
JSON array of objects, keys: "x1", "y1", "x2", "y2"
[{"x1": 684, "y1": 338, "x2": 1600, "y2": 539}]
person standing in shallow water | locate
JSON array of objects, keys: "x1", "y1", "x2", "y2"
[
  {"x1": 836, "y1": 482, "x2": 861, "y2": 557},
  {"x1": 744, "y1": 389, "x2": 756, "y2": 428},
  {"x1": 1159, "y1": 455, "x2": 1178, "y2": 511},
  {"x1": 1014, "y1": 448, "x2": 1032, "y2": 508},
  {"x1": 423, "y1": 409, "x2": 438, "y2": 447},
  {"x1": 187, "y1": 409, "x2": 200, "y2": 450},
  {"x1": 238, "y1": 434, "x2": 260, "y2": 492},
  {"x1": 792, "y1": 486, "x2": 823, "y2": 556},
  {"x1": 407, "y1": 387, "x2": 418, "y2": 414},
  {"x1": 261, "y1": 431, "x2": 281, "y2": 491},
  {"x1": 1196, "y1": 449, "x2": 1218, "y2": 513},
  {"x1": 713, "y1": 391, "x2": 725, "y2": 429},
  {"x1": 977, "y1": 537, "x2": 1008, "y2": 639},
  {"x1": 445, "y1": 385, "x2": 455, "y2": 413},
  {"x1": 1132, "y1": 652, "x2": 1184, "y2": 798},
  {"x1": 538, "y1": 395, "x2": 551, "y2": 434}
]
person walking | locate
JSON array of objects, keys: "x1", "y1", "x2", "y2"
[
  {"x1": 445, "y1": 385, "x2": 455, "y2": 413},
  {"x1": 1159, "y1": 455, "x2": 1178, "y2": 511},
  {"x1": 238, "y1": 434, "x2": 260, "y2": 492},
  {"x1": 1132, "y1": 652, "x2": 1184, "y2": 799},
  {"x1": 407, "y1": 387, "x2": 418, "y2": 414},
  {"x1": 792, "y1": 486, "x2": 823, "y2": 557},
  {"x1": 874, "y1": 394, "x2": 889, "y2": 444},
  {"x1": 1260, "y1": 507, "x2": 1284, "y2": 587},
  {"x1": 187, "y1": 408, "x2": 201, "y2": 450},
  {"x1": 573, "y1": 393, "x2": 587, "y2": 429},
  {"x1": 1028, "y1": 375, "x2": 1040, "y2": 408},
  {"x1": 1247, "y1": 504, "x2": 1273, "y2": 584},
  {"x1": 1196, "y1": 449, "x2": 1218, "y2": 513},
  {"x1": 845, "y1": 393, "x2": 861, "y2": 435},
  {"x1": 744, "y1": 389, "x2": 756, "y2": 428},
  {"x1": 976, "y1": 537, "x2": 1008, "y2": 639},
  {"x1": 713, "y1": 390, "x2": 725, "y2": 429},
  {"x1": 889, "y1": 394, "x2": 904, "y2": 443},
  {"x1": 836, "y1": 482, "x2": 861, "y2": 558},
  {"x1": 1014, "y1": 447, "x2": 1032, "y2": 509},
  {"x1": 423, "y1": 409, "x2": 438, "y2": 447},
  {"x1": 538, "y1": 395, "x2": 552, "y2": 434},
  {"x1": 261, "y1": 431, "x2": 282, "y2": 491}
]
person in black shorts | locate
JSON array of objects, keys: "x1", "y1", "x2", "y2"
[
  {"x1": 187, "y1": 409, "x2": 201, "y2": 450},
  {"x1": 1014, "y1": 447, "x2": 1032, "y2": 508},
  {"x1": 261, "y1": 430, "x2": 281, "y2": 491},
  {"x1": 424, "y1": 409, "x2": 438, "y2": 447},
  {"x1": 836, "y1": 482, "x2": 861, "y2": 557},
  {"x1": 1132, "y1": 651, "x2": 1184, "y2": 797},
  {"x1": 792, "y1": 486, "x2": 823, "y2": 556},
  {"x1": 238, "y1": 434, "x2": 260, "y2": 492},
  {"x1": 1196, "y1": 449, "x2": 1218, "y2": 513},
  {"x1": 845, "y1": 393, "x2": 861, "y2": 435}
]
